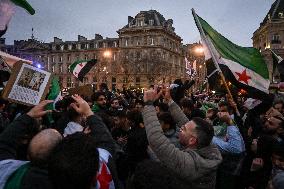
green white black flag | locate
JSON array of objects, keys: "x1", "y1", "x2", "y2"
[
  {"x1": 69, "y1": 59, "x2": 97, "y2": 82},
  {"x1": 192, "y1": 10, "x2": 270, "y2": 100}
]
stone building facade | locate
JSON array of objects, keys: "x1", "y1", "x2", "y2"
[
  {"x1": 1, "y1": 10, "x2": 187, "y2": 90},
  {"x1": 252, "y1": 0, "x2": 284, "y2": 82}
]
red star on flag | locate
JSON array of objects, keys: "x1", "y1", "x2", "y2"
[
  {"x1": 235, "y1": 69, "x2": 251, "y2": 85},
  {"x1": 79, "y1": 63, "x2": 84, "y2": 67},
  {"x1": 97, "y1": 163, "x2": 112, "y2": 189}
]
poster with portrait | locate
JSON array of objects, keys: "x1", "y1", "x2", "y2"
[{"x1": 2, "y1": 61, "x2": 52, "y2": 106}]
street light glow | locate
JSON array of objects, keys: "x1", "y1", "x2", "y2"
[
  {"x1": 195, "y1": 47, "x2": 204, "y2": 54},
  {"x1": 103, "y1": 51, "x2": 111, "y2": 58}
]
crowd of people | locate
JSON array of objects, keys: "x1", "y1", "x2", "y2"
[{"x1": 0, "y1": 80, "x2": 283, "y2": 189}]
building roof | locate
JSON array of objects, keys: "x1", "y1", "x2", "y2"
[
  {"x1": 121, "y1": 10, "x2": 174, "y2": 30},
  {"x1": 261, "y1": 0, "x2": 284, "y2": 26}
]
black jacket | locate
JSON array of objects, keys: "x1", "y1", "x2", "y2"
[{"x1": 0, "y1": 114, "x2": 54, "y2": 189}]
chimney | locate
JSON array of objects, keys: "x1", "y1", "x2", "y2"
[
  {"x1": 54, "y1": 37, "x2": 63, "y2": 43},
  {"x1": 78, "y1": 35, "x2": 87, "y2": 41},
  {"x1": 95, "y1": 34, "x2": 103, "y2": 40}
]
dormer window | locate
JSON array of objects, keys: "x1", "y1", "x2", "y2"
[
  {"x1": 149, "y1": 19, "x2": 154, "y2": 26},
  {"x1": 137, "y1": 19, "x2": 144, "y2": 27},
  {"x1": 279, "y1": 12, "x2": 283, "y2": 18}
]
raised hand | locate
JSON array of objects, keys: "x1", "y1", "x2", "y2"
[
  {"x1": 70, "y1": 94, "x2": 94, "y2": 117},
  {"x1": 27, "y1": 100, "x2": 54, "y2": 118}
]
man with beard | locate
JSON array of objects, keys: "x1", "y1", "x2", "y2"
[{"x1": 91, "y1": 92, "x2": 107, "y2": 114}]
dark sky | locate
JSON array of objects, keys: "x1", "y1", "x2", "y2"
[{"x1": 3, "y1": 0, "x2": 274, "y2": 46}]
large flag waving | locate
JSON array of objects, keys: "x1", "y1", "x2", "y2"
[
  {"x1": 271, "y1": 50, "x2": 284, "y2": 82},
  {"x1": 192, "y1": 10, "x2": 270, "y2": 100},
  {"x1": 69, "y1": 59, "x2": 97, "y2": 82}
]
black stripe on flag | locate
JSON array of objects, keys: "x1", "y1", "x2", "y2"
[{"x1": 77, "y1": 59, "x2": 97, "y2": 82}]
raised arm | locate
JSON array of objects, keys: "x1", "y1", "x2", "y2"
[
  {"x1": 70, "y1": 95, "x2": 116, "y2": 156},
  {"x1": 164, "y1": 88, "x2": 189, "y2": 128},
  {"x1": 0, "y1": 100, "x2": 53, "y2": 160}
]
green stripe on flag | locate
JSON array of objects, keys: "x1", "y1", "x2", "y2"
[
  {"x1": 197, "y1": 15, "x2": 269, "y2": 79},
  {"x1": 11, "y1": 0, "x2": 35, "y2": 15}
]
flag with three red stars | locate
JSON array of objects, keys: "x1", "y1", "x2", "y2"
[{"x1": 193, "y1": 11, "x2": 270, "y2": 100}]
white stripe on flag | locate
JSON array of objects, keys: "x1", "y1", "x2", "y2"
[{"x1": 72, "y1": 62, "x2": 87, "y2": 78}]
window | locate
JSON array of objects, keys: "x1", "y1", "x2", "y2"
[
  {"x1": 149, "y1": 19, "x2": 154, "y2": 26},
  {"x1": 64, "y1": 45, "x2": 68, "y2": 50},
  {"x1": 67, "y1": 54, "x2": 71, "y2": 62},
  {"x1": 67, "y1": 64, "x2": 71, "y2": 73},
  {"x1": 59, "y1": 56, "x2": 63, "y2": 62},
  {"x1": 151, "y1": 38, "x2": 154, "y2": 45},
  {"x1": 123, "y1": 77, "x2": 128, "y2": 83},
  {"x1": 47, "y1": 56, "x2": 50, "y2": 64},
  {"x1": 279, "y1": 12, "x2": 283, "y2": 18},
  {"x1": 271, "y1": 34, "x2": 281, "y2": 44},
  {"x1": 72, "y1": 44, "x2": 76, "y2": 50},
  {"x1": 83, "y1": 77, "x2": 88, "y2": 84},
  {"x1": 125, "y1": 39, "x2": 128, "y2": 47},
  {"x1": 67, "y1": 77, "x2": 72, "y2": 88},
  {"x1": 59, "y1": 64, "x2": 63, "y2": 73},
  {"x1": 52, "y1": 56, "x2": 55, "y2": 62},
  {"x1": 56, "y1": 45, "x2": 60, "y2": 51},
  {"x1": 81, "y1": 44, "x2": 86, "y2": 49},
  {"x1": 84, "y1": 54, "x2": 88, "y2": 60},
  {"x1": 52, "y1": 64, "x2": 55, "y2": 72}
]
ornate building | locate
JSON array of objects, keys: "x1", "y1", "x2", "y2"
[
  {"x1": 252, "y1": 0, "x2": 284, "y2": 82},
  {"x1": 0, "y1": 10, "x2": 187, "y2": 90}
]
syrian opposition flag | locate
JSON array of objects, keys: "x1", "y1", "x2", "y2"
[
  {"x1": 69, "y1": 59, "x2": 97, "y2": 82},
  {"x1": 271, "y1": 50, "x2": 284, "y2": 82},
  {"x1": 97, "y1": 148, "x2": 115, "y2": 189},
  {"x1": 0, "y1": 0, "x2": 35, "y2": 37},
  {"x1": 192, "y1": 10, "x2": 270, "y2": 100}
]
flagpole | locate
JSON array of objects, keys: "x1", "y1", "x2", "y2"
[{"x1": 192, "y1": 8, "x2": 240, "y2": 116}]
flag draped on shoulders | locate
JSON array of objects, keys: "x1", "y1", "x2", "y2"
[
  {"x1": 69, "y1": 59, "x2": 97, "y2": 82},
  {"x1": 192, "y1": 10, "x2": 270, "y2": 100}
]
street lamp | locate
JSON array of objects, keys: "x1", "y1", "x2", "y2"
[
  {"x1": 103, "y1": 50, "x2": 112, "y2": 58},
  {"x1": 195, "y1": 47, "x2": 204, "y2": 54}
]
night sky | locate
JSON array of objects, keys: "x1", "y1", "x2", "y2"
[{"x1": 3, "y1": 0, "x2": 274, "y2": 46}]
